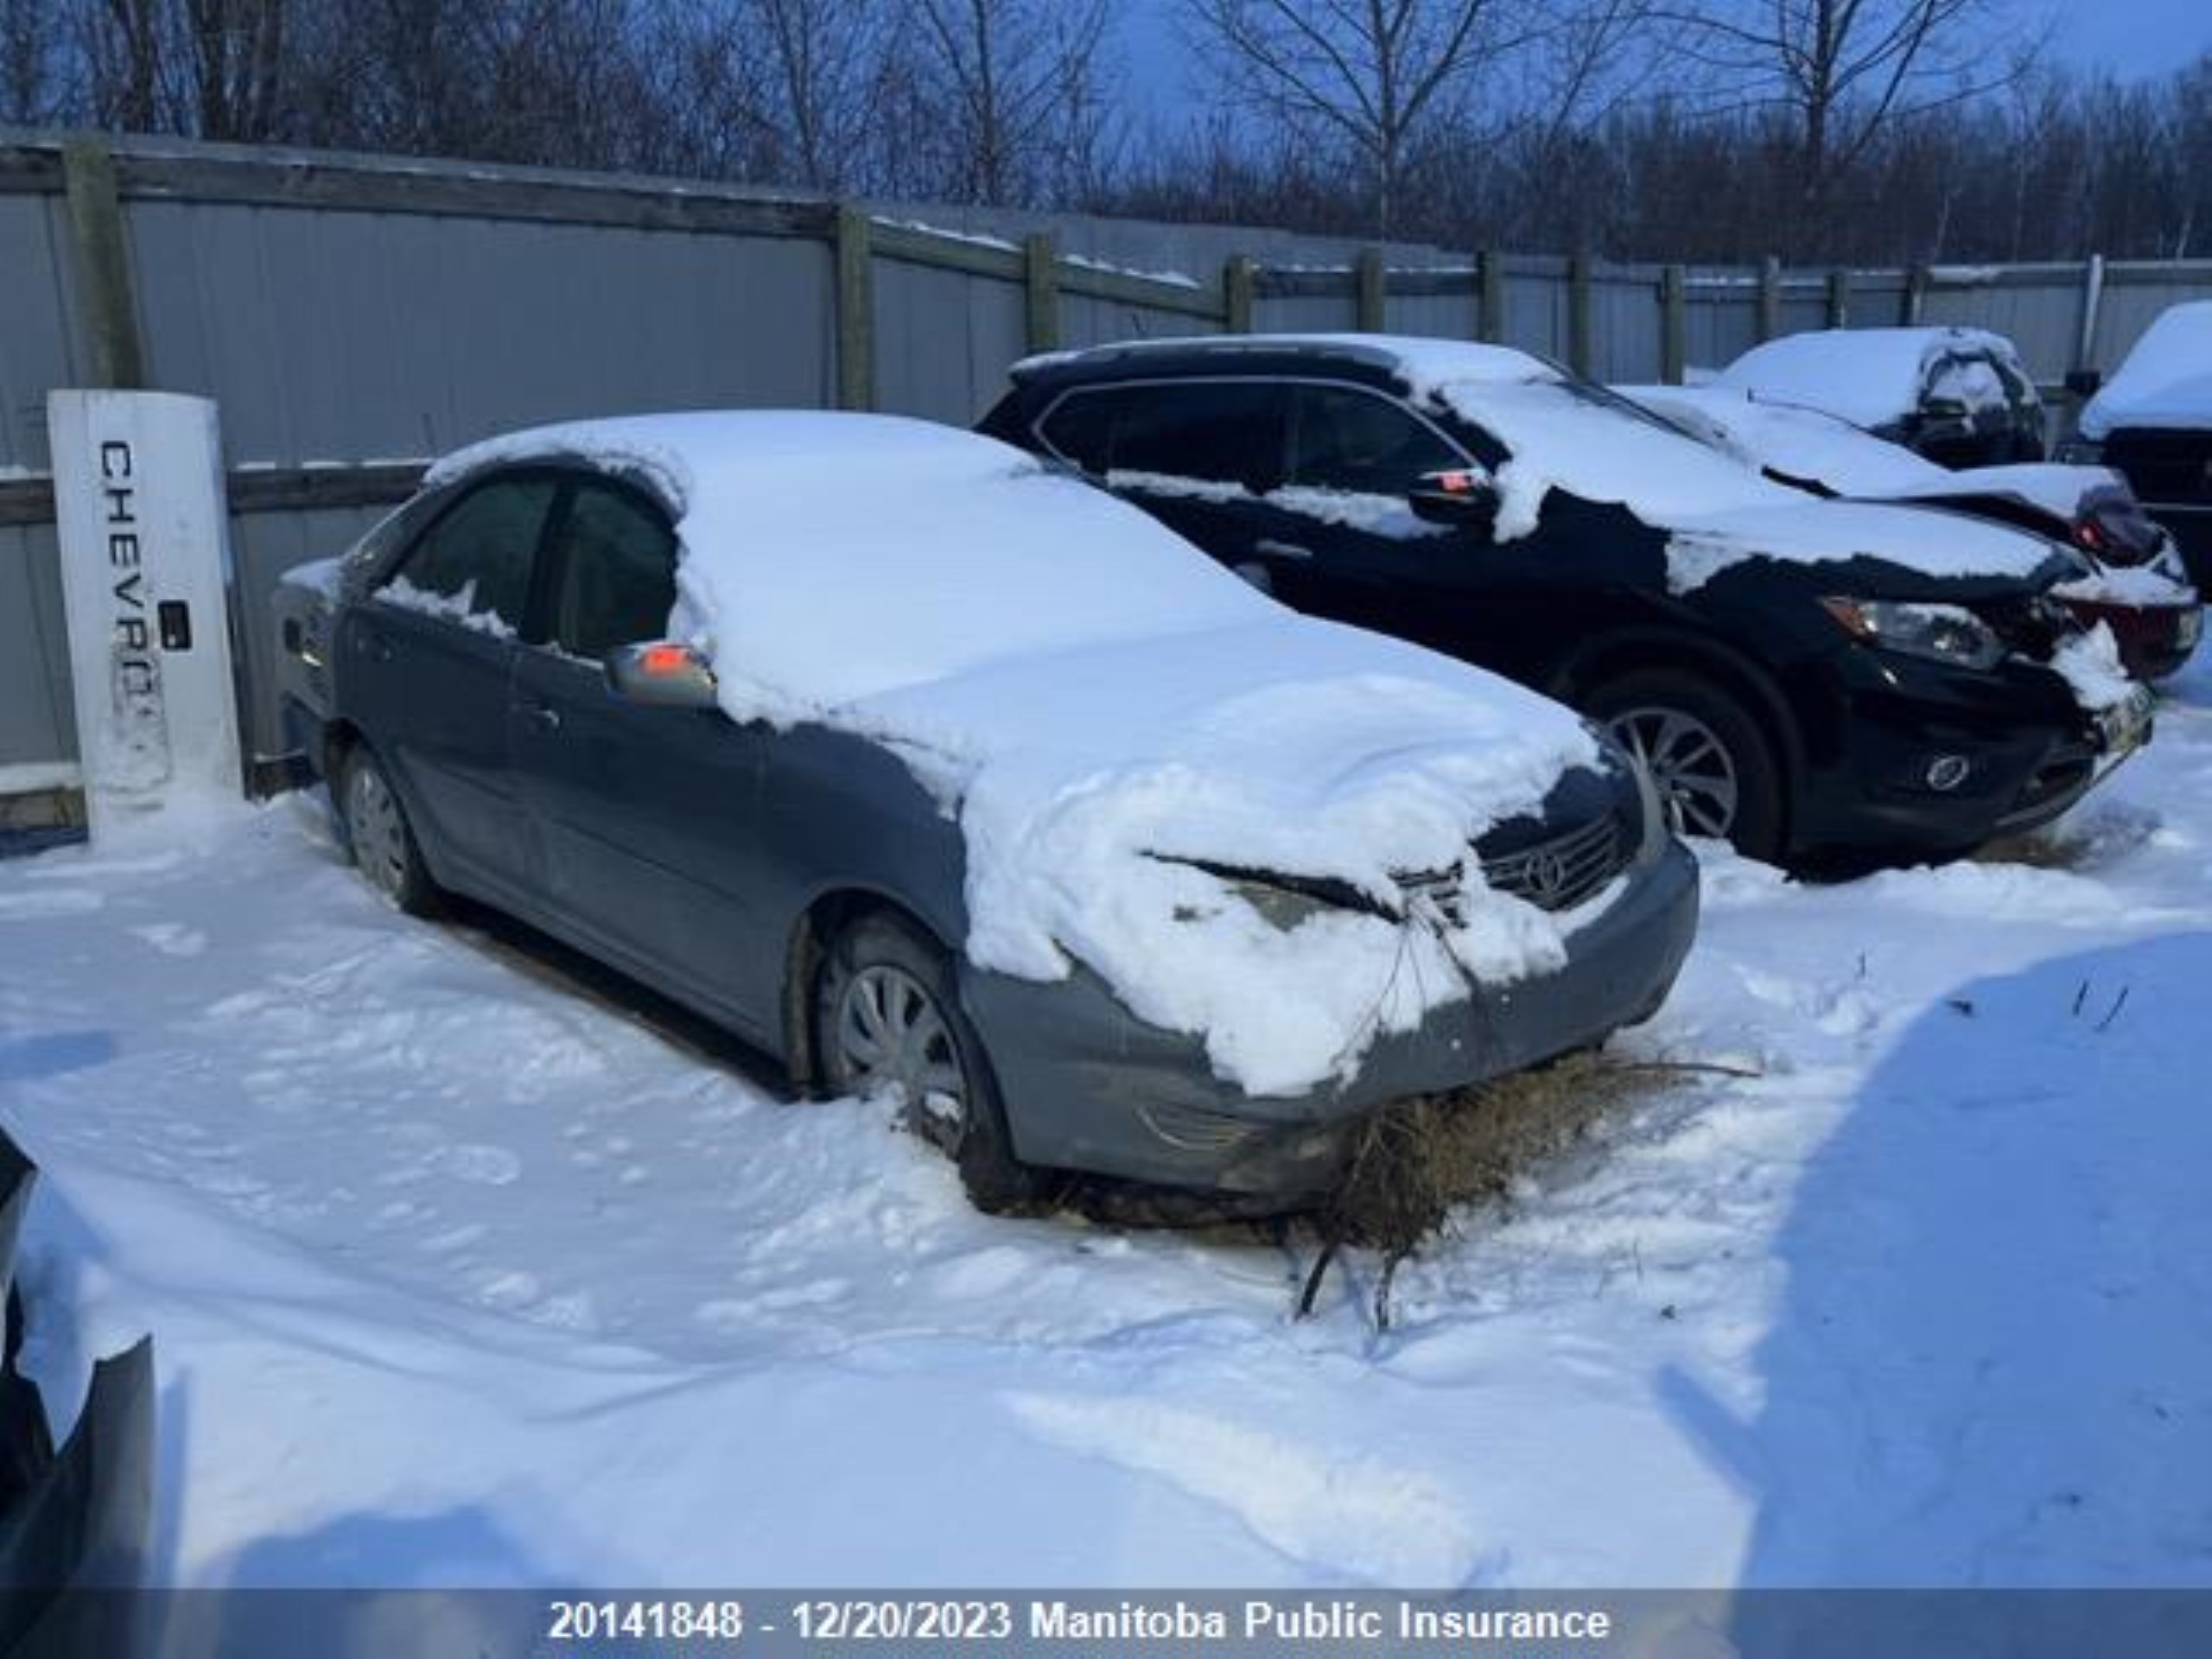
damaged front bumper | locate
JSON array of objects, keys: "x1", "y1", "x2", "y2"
[{"x1": 961, "y1": 837, "x2": 1700, "y2": 1205}]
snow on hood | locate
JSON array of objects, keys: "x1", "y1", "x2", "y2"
[
  {"x1": 1659, "y1": 499, "x2": 2063, "y2": 596},
  {"x1": 1624, "y1": 385, "x2": 2124, "y2": 522},
  {"x1": 2080, "y1": 302, "x2": 2212, "y2": 439},
  {"x1": 1392, "y1": 371, "x2": 2058, "y2": 591},
  {"x1": 1713, "y1": 327, "x2": 2029, "y2": 429},
  {"x1": 431, "y1": 411, "x2": 1600, "y2": 1095},
  {"x1": 1622, "y1": 384, "x2": 1948, "y2": 496}
]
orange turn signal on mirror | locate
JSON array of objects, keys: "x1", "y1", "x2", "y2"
[
  {"x1": 1435, "y1": 469, "x2": 1484, "y2": 494},
  {"x1": 640, "y1": 643, "x2": 692, "y2": 676}
]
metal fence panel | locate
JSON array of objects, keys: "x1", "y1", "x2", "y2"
[
  {"x1": 0, "y1": 524, "x2": 73, "y2": 773},
  {"x1": 125, "y1": 202, "x2": 834, "y2": 462}
]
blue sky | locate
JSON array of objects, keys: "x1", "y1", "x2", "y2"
[{"x1": 1115, "y1": 0, "x2": 2212, "y2": 128}]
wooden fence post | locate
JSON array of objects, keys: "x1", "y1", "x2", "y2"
[
  {"x1": 60, "y1": 140, "x2": 145, "y2": 390},
  {"x1": 1661, "y1": 264, "x2": 1688, "y2": 385},
  {"x1": 1756, "y1": 256, "x2": 1783, "y2": 342},
  {"x1": 1022, "y1": 232, "x2": 1059, "y2": 353},
  {"x1": 1903, "y1": 264, "x2": 1930, "y2": 326},
  {"x1": 834, "y1": 206, "x2": 874, "y2": 411},
  {"x1": 1827, "y1": 267, "x2": 1852, "y2": 328},
  {"x1": 1356, "y1": 247, "x2": 1388, "y2": 332},
  {"x1": 1478, "y1": 251, "x2": 1504, "y2": 343},
  {"x1": 1224, "y1": 255, "x2": 1255, "y2": 333},
  {"x1": 1567, "y1": 253, "x2": 1594, "y2": 375}
]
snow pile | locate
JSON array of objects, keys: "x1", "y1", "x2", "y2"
[
  {"x1": 1713, "y1": 326, "x2": 2030, "y2": 429},
  {"x1": 432, "y1": 413, "x2": 1599, "y2": 1094},
  {"x1": 2080, "y1": 301, "x2": 2212, "y2": 438},
  {"x1": 2050, "y1": 623, "x2": 2136, "y2": 713}
]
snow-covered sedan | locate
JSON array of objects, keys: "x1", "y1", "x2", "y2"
[
  {"x1": 272, "y1": 414, "x2": 1697, "y2": 1212},
  {"x1": 1622, "y1": 383, "x2": 2201, "y2": 682},
  {"x1": 1712, "y1": 325, "x2": 2047, "y2": 467},
  {"x1": 981, "y1": 334, "x2": 2154, "y2": 870}
]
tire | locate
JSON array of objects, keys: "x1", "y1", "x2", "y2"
[
  {"x1": 815, "y1": 911, "x2": 1041, "y2": 1213},
  {"x1": 337, "y1": 743, "x2": 441, "y2": 918},
  {"x1": 1586, "y1": 668, "x2": 1786, "y2": 862}
]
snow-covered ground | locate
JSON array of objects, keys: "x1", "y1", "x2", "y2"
[{"x1": 5, "y1": 661, "x2": 2212, "y2": 1591}]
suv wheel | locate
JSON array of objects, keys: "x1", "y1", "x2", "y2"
[
  {"x1": 339, "y1": 744, "x2": 440, "y2": 916},
  {"x1": 816, "y1": 911, "x2": 1041, "y2": 1213},
  {"x1": 1587, "y1": 670, "x2": 1784, "y2": 861}
]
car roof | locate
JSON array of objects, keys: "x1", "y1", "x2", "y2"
[{"x1": 1012, "y1": 332, "x2": 1556, "y2": 392}]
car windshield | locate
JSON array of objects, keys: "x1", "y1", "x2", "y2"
[{"x1": 1424, "y1": 375, "x2": 1801, "y2": 524}]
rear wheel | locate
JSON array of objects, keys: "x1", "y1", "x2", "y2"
[
  {"x1": 815, "y1": 911, "x2": 1040, "y2": 1213},
  {"x1": 338, "y1": 744, "x2": 440, "y2": 917},
  {"x1": 1587, "y1": 669, "x2": 1785, "y2": 861}
]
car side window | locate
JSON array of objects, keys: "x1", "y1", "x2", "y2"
[
  {"x1": 550, "y1": 481, "x2": 679, "y2": 662},
  {"x1": 379, "y1": 476, "x2": 555, "y2": 638},
  {"x1": 1288, "y1": 385, "x2": 1464, "y2": 494},
  {"x1": 1041, "y1": 383, "x2": 1287, "y2": 493}
]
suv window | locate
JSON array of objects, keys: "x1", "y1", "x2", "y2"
[
  {"x1": 381, "y1": 476, "x2": 555, "y2": 636},
  {"x1": 550, "y1": 482, "x2": 679, "y2": 660},
  {"x1": 1040, "y1": 382, "x2": 1286, "y2": 491},
  {"x1": 1288, "y1": 385, "x2": 1464, "y2": 493}
]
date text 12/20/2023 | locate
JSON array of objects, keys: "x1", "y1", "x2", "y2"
[{"x1": 543, "y1": 1598, "x2": 1618, "y2": 1645}]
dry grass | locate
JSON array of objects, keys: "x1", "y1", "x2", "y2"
[{"x1": 1300, "y1": 1052, "x2": 1718, "y2": 1328}]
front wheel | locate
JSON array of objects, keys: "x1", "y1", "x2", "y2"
[
  {"x1": 338, "y1": 744, "x2": 441, "y2": 917},
  {"x1": 1586, "y1": 669, "x2": 1785, "y2": 862},
  {"x1": 815, "y1": 912, "x2": 1042, "y2": 1213}
]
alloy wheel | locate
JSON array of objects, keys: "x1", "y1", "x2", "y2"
[{"x1": 1605, "y1": 705, "x2": 1741, "y2": 839}]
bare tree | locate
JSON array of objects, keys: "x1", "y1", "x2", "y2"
[
  {"x1": 904, "y1": 0, "x2": 1120, "y2": 207},
  {"x1": 1185, "y1": 0, "x2": 1539, "y2": 235},
  {"x1": 0, "y1": 0, "x2": 72, "y2": 121},
  {"x1": 1659, "y1": 0, "x2": 2044, "y2": 237}
]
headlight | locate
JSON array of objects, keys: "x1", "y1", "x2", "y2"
[{"x1": 1821, "y1": 597, "x2": 2006, "y2": 671}]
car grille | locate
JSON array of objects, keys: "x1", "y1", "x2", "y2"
[{"x1": 1479, "y1": 810, "x2": 1630, "y2": 912}]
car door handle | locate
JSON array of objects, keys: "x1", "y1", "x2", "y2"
[
  {"x1": 524, "y1": 703, "x2": 562, "y2": 731},
  {"x1": 1255, "y1": 537, "x2": 1313, "y2": 561}
]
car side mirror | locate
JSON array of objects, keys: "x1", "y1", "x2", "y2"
[
  {"x1": 605, "y1": 640, "x2": 719, "y2": 710},
  {"x1": 1408, "y1": 468, "x2": 1498, "y2": 526},
  {"x1": 2064, "y1": 368, "x2": 2103, "y2": 400}
]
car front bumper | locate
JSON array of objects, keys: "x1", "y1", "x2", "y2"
[
  {"x1": 961, "y1": 837, "x2": 1700, "y2": 1205},
  {"x1": 1789, "y1": 645, "x2": 2149, "y2": 858}
]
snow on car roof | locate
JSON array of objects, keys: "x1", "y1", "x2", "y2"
[
  {"x1": 429, "y1": 411, "x2": 1274, "y2": 720},
  {"x1": 1016, "y1": 332, "x2": 1554, "y2": 387},
  {"x1": 429, "y1": 410, "x2": 1600, "y2": 1096},
  {"x1": 1713, "y1": 326, "x2": 2028, "y2": 429},
  {"x1": 2080, "y1": 301, "x2": 2212, "y2": 439}
]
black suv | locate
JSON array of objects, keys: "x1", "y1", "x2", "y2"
[{"x1": 982, "y1": 334, "x2": 2152, "y2": 869}]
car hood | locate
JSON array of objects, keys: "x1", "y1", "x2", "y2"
[
  {"x1": 1656, "y1": 498, "x2": 2072, "y2": 598},
  {"x1": 843, "y1": 614, "x2": 1615, "y2": 1096},
  {"x1": 1867, "y1": 463, "x2": 2122, "y2": 523}
]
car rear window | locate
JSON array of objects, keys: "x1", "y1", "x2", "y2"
[{"x1": 1041, "y1": 382, "x2": 1287, "y2": 491}]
